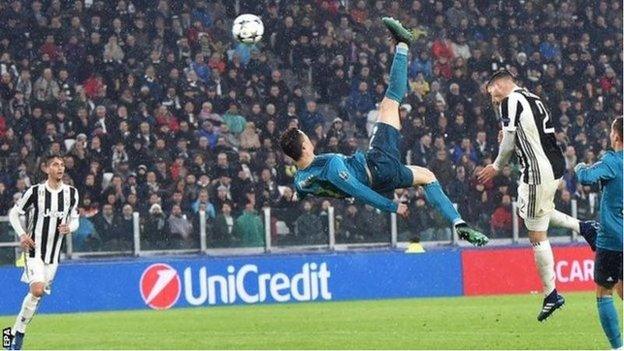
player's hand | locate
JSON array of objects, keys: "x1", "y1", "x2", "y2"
[
  {"x1": 19, "y1": 234, "x2": 35, "y2": 250},
  {"x1": 497, "y1": 130, "x2": 503, "y2": 143},
  {"x1": 396, "y1": 203, "x2": 409, "y2": 219},
  {"x1": 58, "y1": 224, "x2": 71, "y2": 235},
  {"x1": 477, "y1": 164, "x2": 498, "y2": 184}
]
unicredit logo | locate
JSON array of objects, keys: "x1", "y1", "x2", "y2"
[
  {"x1": 139, "y1": 262, "x2": 332, "y2": 309},
  {"x1": 184, "y1": 262, "x2": 332, "y2": 305},
  {"x1": 140, "y1": 263, "x2": 181, "y2": 310}
]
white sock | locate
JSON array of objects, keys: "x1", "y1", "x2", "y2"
[
  {"x1": 533, "y1": 240, "x2": 556, "y2": 296},
  {"x1": 13, "y1": 293, "x2": 40, "y2": 334},
  {"x1": 453, "y1": 219, "x2": 465, "y2": 226},
  {"x1": 549, "y1": 210, "x2": 580, "y2": 232},
  {"x1": 396, "y1": 42, "x2": 409, "y2": 55}
]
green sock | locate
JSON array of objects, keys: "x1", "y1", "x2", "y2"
[
  {"x1": 597, "y1": 296, "x2": 622, "y2": 349},
  {"x1": 384, "y1": 43, "x2": 408, "y2": 103}
]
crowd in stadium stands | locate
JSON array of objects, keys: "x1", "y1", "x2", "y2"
[{"x1": 0, "y1": 0, "x2": 621, "y2": 252}]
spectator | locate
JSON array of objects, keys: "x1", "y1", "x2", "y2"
[
  {"x1": 405, "y1": 196, "x2": 433, "y2": 241},
  {"x1": 294, "y1": 201, "x2": 323, "y2": 244},
  {"x1": 452, "y1": 138, "x2": 478, "y2": 165},
  {"x1": 192, "y1": 189, "x2": 216, "y2": 219},
  {"x1": 410, "y1": 51, "x2": 433, "y2": 80},
  {"x1": 346, "y1": 81, "x2": 376, "y2": 136},
  {"x1": 255, "y1": 168, "x2": 280, "y2": 206},
  {"x1": 112, "y1": 204, "x2": 135, "y2": 251},
  {"x1": 490, "y1": 194, "x2": 513, "y2": 238},
  {"x1": 0, "y1": 182, "x2": 9, "y2": 215},
  {"x1": 143, "y1": 203, "x2": 170, "y2": 250},
  {"x1": 430, "y1": 149, "x2": 455, "y2": 188},
  {"x1": 168, "y1": 204, "x2": 194, "y2": 247},
  {"x1": 338, "y1": 204, "x2": 362, "y2": 243},
  {"x1": 92, "y1": 204, "x2": 119, "y2": 246},
  {"x1": 359, "y1": 205, "x2": 389, "y2": 242},
  {"x1": 213, "y1": 203, "x2": 235, "y2": 247},
  {"x1": 234, "y1": 201, "x2": 264, "y2": 247},
  {"x1": 300, "y1": 101, "x2": 325, "y2": 135},
  {"x1": 72, "y1": 208, "x2": 101, "y2": 252},
  {"x1": 222, "y1": 104, "x2": 247, "y2": 135},
  {"x1": 33, "y1": 68, "x2": 60, "y2": 103},
  {"x1": 326, "y1": 118, "x2": 347, "y2": 144},
  {"x1": 239, "y1": 122, "x2": 261, "y2": 151}
]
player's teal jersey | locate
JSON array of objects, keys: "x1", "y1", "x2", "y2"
[
  {"x1": 576, "y1": 150, "x2": 623, "y2": 252},
  {"x1": 293, "y1": 152, "x2": 397, "y2": 213}
]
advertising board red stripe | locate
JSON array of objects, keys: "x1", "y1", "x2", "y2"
[{"x1": 462, "y1": 246, "x2": 595, "y2": 296}]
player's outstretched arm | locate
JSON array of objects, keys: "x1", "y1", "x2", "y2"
[
  {"x1": 478, "y1": 130, "x2": 516, "y2": 183},
  {"x1": 478, "y1": 95, "x2": 519, "y2": 183},
  {"x1": 492, "y1": 129, "x2": 517, "y2": 170},
  {"x1": 575, "y1": 154, "x2": 617, "y2": 185},
  {"x1": 326, "y1": 157, "x2": 398, "y2": 213}
]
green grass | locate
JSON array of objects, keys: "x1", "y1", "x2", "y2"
[{"x1": 0, "y1": 292, "x2": 619, "y2": 349}]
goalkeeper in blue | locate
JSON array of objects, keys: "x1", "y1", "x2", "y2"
[
  {"x1": 575, "y1": 116, "x2": 623, "y2": 350},
  {"x1": 279, "y1": 18, "x2": 488, "y2": 247}
]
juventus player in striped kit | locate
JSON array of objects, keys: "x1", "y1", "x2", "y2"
[
  {"x1": 479, "y1": 70, "x2": 600, "y2": 322},
  {"x1": 7, "y1": 154, "x2": 79, "y2": 349}
]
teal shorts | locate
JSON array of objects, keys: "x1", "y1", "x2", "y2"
[{"x1": 366, "y1": 122, "x2": 414, "y2": 193}]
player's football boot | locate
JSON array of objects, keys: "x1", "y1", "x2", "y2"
[
  {"x1": 537, "y1": 290, "x2": 565, "y2": 322},
  {"x1": 455, "y1": 224, "x2": 489, "y2": 246},
  {"x1": 10, "y1": 331, "x2": 24, "y2": 350},
  {"x1": 579, "y1": 220, "x2": 600, "y2": 251},
  {"x1": 381, "y1": 17, "x2": 415, "y2": 45}
]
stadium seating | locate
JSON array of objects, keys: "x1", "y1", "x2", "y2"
[{"x1": 0, "y1": 0, "x2": 620, "y2": 255}]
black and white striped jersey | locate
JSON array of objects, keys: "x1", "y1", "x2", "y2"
[
  {"x1": 498, "y1": 88, "x2": 565, "y2": 185},
  {"x1": 12, "y1": 182, "x2": 79, "y2": 264}
]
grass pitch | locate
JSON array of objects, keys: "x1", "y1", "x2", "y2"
[{"x1": 0, "y1": 292, "x2": 618, "y2": 349}]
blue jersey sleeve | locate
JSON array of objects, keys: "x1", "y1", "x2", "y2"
[
  {"x1": 325, "y1": 157, "x2": 398, "y2": 213},
  {"x1": 576, "y1": 154, "x2": 616, "y2": 185}
]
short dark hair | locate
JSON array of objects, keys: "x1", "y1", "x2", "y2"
[
  {"x1": 487, "y1": 69, "x2": 515, "y2": 88},
  {"x1": 280, "y1": 128, "x2": 304, "y2": 161},
  {"x1": 614, "y1": 117, "x2": 623, "y2": 140},
  {"x1": 44, "y1": 153, "x2": 64, "y2": 165}
]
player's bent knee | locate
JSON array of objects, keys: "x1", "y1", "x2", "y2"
[
  {"x1": 30, "y1": 283, "x2": 45, "y2": 297},
  {"x1": 410, "y1": 166, "x2": 437, "y2": 185},
  {"x1": 527, "y1": 230, "x2": 547, "y2": 243},
  {"x1": 379, "y1": 97, "x2": 399, "y2": 112},
  {"x1": 596, "y1": 284, "x2": 614, "y2": 297}
]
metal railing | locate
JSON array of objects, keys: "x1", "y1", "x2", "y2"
[{"x1": 0, "y1": 197, "x2": 597, "y2": 262}]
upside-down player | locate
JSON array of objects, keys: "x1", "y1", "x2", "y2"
[
  {"x1": 479, "y1": 70, "x2": 600, "y2": 321},
  {"x1": 7, "y1": 154, "x2": 80, "y2": 350},
  {"x1": 575, "y1": 117, "x2": 623, "y2": 349},
  {"x1": 279, "y1": 18, "x2": 489, "y2": 247}
]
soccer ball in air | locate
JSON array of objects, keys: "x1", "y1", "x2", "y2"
[{"x1": 232, "y1": 14, "x2": 264, "y2": 44}]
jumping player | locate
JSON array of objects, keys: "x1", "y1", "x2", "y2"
[
  {"x1": 479, "y1": 70, "x2": 600, "y2": 321},
  {"x1": 7, "y1": 154, "x2": 80, "y2": 350},
  {"x1": 575, "y1": 117, "x2": 623, "y2": 349},
  {"x1": 279, "y1": 18, "x2": 488, "y2": 247}
]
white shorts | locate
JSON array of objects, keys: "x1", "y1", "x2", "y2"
[
  {"x1": 517, "y1": 178, "x2": 561, "y2": 232},
  {"x1": 20, "y1": 256, "x2": 58, "y2": 295}
]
